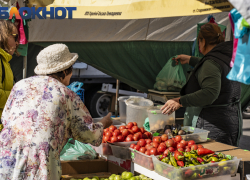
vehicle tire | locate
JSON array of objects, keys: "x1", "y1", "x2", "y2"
[
  {"x1": 89, "y1": 92, "x2": 112, "y2": 118},
  {"x1": 242, "y1": 111, "x2": 250, "y2": 119},
  {"x1": 242, "y1": 106, "x2": 250, "y2": 119}
]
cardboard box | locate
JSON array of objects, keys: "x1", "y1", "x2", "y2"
[
  {"x1": 220, "y1": 149, "x2": 250, "y2": 180},
  {"x1": 61, "y1": 159, "x2": 127, "y2": 180},
  {"x1": 100, "y1": 155, "x2": 132, "y2": 171},
  {"x1": 200, "y1": 141, "x2": 238, "y2": 152}
]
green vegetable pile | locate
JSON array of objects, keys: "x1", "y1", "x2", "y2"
[
  {"x1": 159, "y1": 151, "x2": 233, "y2": 168},
  {"x1": 155, "y1": 151, "x2": 238, "y2": 180},
  {"x1": 70, "y1": 172, "x2": 152, "y2": 180}
]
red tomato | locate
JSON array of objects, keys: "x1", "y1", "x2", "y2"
[
  {"x1": 105, "y1": 131, "x2": 113, "y2": 137},
  {"x1": 128, "y1": 129, "x2": 134, "y2": 135},
  {"x1": 133, "y1": 122, "x2": 138, "y2": 126},
  {"x1": 145, "y1": 144, "x2": 153, "y2": 150},
  {"x1": 174, "y1": 151, "x2": 183, "y2": 161},
  {"x1": 138, "y1": 139, "x2": 146, "y2": 147},
  {"x1": 114, "y1": 129, "x2": 120, "y2": 133},
  {"x1": 197, "y1": 145, "x2": 204, "y2": 148},
  {"x1": 132, "y1": 126, "x2": 139, "y2": 133},
  {"x1": 177, "y1": 143, "x2": 185, "y2": 149},
  {"x1": 145, "y1": 150, "x2": 151, "y2": 156},
  {"x1": 152, "y1": 142, "x2": 159, "y2": 148},
  {"x1": 109, "y1": 125, "x2": 117, "y2": 132},
  {"x1": 150, "y1": 148, "x2": 158, "y2": 155},
  {"x1": 113, "y1": 131, "x2": 120, "y2": 137},
  {"x1": 160, "y1": 142, "x2": 167, "y2": 147},
  {"x1": 137, "y1": 132, "x2": 143, "y2": 139},
  {"x1": 178, "y1": 148, "x2": 184, "y2": 152},
  {"x1": 104, "y1": 128, "x2": 109, "y2": 133},
  {"x1": 144, "y1": 132, "x2": 151, "y2": 139},
  {"x1": 139, "y1": 147, "x2": 146, "y2": 153},
  {"x1": 161, "y1": 134, "x2": 168, "y2": 142},
  {"x1": 175, "y1": 135, "x2": 182, "y2": 142},
  {"x1": 185, "y1": 147, "x2": 191, "y2": 152},
  {"x1": 191, "y1": 144, "x2": 198, "y2": 150},
  {"x1": 145, "y1": 139, "x2": 152, "y2": 144},
  {"x1": 127, "y1": 122, "x2": 134, "y2": 129},
  {"x1": 122, "y1": 129, "x2": 129, "y2": 137},
  {"x1": 111, "y1": 136, "x2": 118, "y2": 143},
  {"x1": 142, "y1": 134, "x2": 148, "y2": 139},
  {"x1": 165, "y1": 139, "x2": 174, "y2": 148},
  {"x1": 127, "y1": 134, "x2": 133, "y2": 138},
  {"x1": 140, "y1": 127, "x2": 145, "y2": 134},
  {"x1": 103, "y1": 136, "x2": 110, "y2": 142},
  {"x1": 117, "y1": 135, "x2": 124, "y2": 142},
  {"x1": 133, "y1": 135, "x2": 140, "y2": 141},
  {"x1": 153, "y1": 137, "x2": 162, "y2": 144},
  {"x1": 130, "y1": 143, "x2": 136, "y2": 149},
  {"x1": 180, "y1": 140, "x2": 188, "y2": 146},
  {"x1": 126, "y1": 136, "x2": 133, "y2": 142},
  {"x1": 188, "y1": 140, "x2": 196, "y2": 148},
  {"x1": 163, "y1": 149, "x2": 170, "y2": 155},
  {"x1": 168, "y1": 147, "x2": 175, "y2": 152},
  {"x1": 119, "y1": 126, "x2": 126, "y2": 131},
  {"x1": 134, "y1": 145, "x2": 141, "y2": 151},
  {"x1": 102, "y1": 139, "x2": 105, "y2": 143},
  {"x1": 157, "y1": 144, "x2": 166, "y2": 153}
]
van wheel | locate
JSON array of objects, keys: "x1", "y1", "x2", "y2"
[{"x1": 89, "y1": 92, "x2": 112, "y2": 118}]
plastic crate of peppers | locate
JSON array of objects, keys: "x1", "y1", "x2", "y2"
[{"x1": 152, "y1": 147, "x2": 240, "y2": 180}]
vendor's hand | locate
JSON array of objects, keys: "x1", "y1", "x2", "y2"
[
  {"x1": 161, "y1": 99, "x2": 181, "y2": 115},
  {"x1": 172, "y1": 54, "x2": 191, "y2": 65},
  {"x1": 100, "y1": 112, "x2": 113, "y2": 129}
]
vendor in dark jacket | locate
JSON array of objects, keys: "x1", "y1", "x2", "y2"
[{"x1": 161, "y1": 23, "x2": 242, "y2": 146}]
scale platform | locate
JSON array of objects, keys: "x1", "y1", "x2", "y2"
[{"x1": 147, "y1": 89, "x2": 180, "y2": 104}]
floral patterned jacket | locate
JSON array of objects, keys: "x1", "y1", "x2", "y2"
[{"x1": 0, "y1": 76, "x2": 103, "y2": 180}]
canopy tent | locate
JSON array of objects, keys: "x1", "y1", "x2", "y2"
[
  {"x1": 47, "y1": 0, "x2": 233, "y2": 19},
  {"x1": 10, "y1": 1, "x2": 250, "y2": 110}
]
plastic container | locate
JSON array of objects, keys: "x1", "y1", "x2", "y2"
[
  {"x1": 109, "y1": 144, "x2": 131, "y2": 159},
  {"x1": 125, "y1": 98, "x2": 154, "y2": 127},
  {"x1": 129, "y1": 148, "x2": 154, "y2": 171},
  {"x1": 147, "y1": 106, "x2": 175, "y2": 132},
  {"x1": 89, "y1": 143, "x2": 112, "y2": 155},
  {"x1": 112, "y1": 141, "x2": 138, "y2": 147},
  {"x1": 118, "y1": 96, "x2": 144, "y2": 123},
  {"x1": 152, "y1": 155, "x2": 241, "y2": 180},
  {"x1": 180, "y1": 126, "x2": 210, "y2": 143}
]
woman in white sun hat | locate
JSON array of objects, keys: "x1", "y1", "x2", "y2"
[{"x1": 0, "y1": 44, "x2": 113, "y2": 180}]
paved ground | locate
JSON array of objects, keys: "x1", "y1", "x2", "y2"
[{"x1": 239, "y1": 119, "x2": 250, "y2": 150}]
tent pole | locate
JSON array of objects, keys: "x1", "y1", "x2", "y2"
[
  {"x1": 115, "y1": 79, "x2": 120, "y2": 117},
  {"x1": 23, "y1": 56, "x2": 27, "y2": 79}
]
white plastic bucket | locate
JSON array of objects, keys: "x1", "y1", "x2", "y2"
[
  {"x1": 125, "y1": 98, "x2": 154, "y2": 127},
  {"x1": 118, "y1": 96, "x2": 144, "y2": 123}
]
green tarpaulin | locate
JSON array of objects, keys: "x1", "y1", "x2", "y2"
[{"x1": 11, "y1": 42, "x2": 250, "y2": 110}]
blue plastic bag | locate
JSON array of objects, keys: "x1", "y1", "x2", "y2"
[
  {"x1": 67, "y1": 81, "x2": 85, "y2": 102},
  {"x1": 227, "y1": 31, "x2": 250, "y2": 85},
  {"x1": 227, "y1": 9, "x2": 250, "y2": 85},
  {"x1": 67, "y1": 82, "x2": 83, "y2": 93}
]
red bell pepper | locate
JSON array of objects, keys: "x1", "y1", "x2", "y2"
[
  {"x1": 197, "y1": 148, "x2": 214, "y2": 156},
  {"x1": 177, "y1": 160, "x2": 184, "y2": 167},
  {"x1": 185, "y1": 169, "x2": 193, "y2": 177},
  {"x1": 196, "y1": 157, "x2": 204, "y2": 164}
]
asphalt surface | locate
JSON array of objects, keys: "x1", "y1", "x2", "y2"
[{"x1": 238, "y1": 119, "x2": 250, "y2": 150}]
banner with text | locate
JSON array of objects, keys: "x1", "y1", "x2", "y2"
[{"x1": 49, "y1": 0, "x2": 233, "y2": 19}]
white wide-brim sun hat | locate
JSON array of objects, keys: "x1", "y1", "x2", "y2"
[{"x1": 34, "y1": 44, "x2": 78, "y2": 75}]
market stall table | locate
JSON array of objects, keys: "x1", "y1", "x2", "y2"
[{"x1": 133, "y1": 163, "x2": 240, "y2": 180}]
